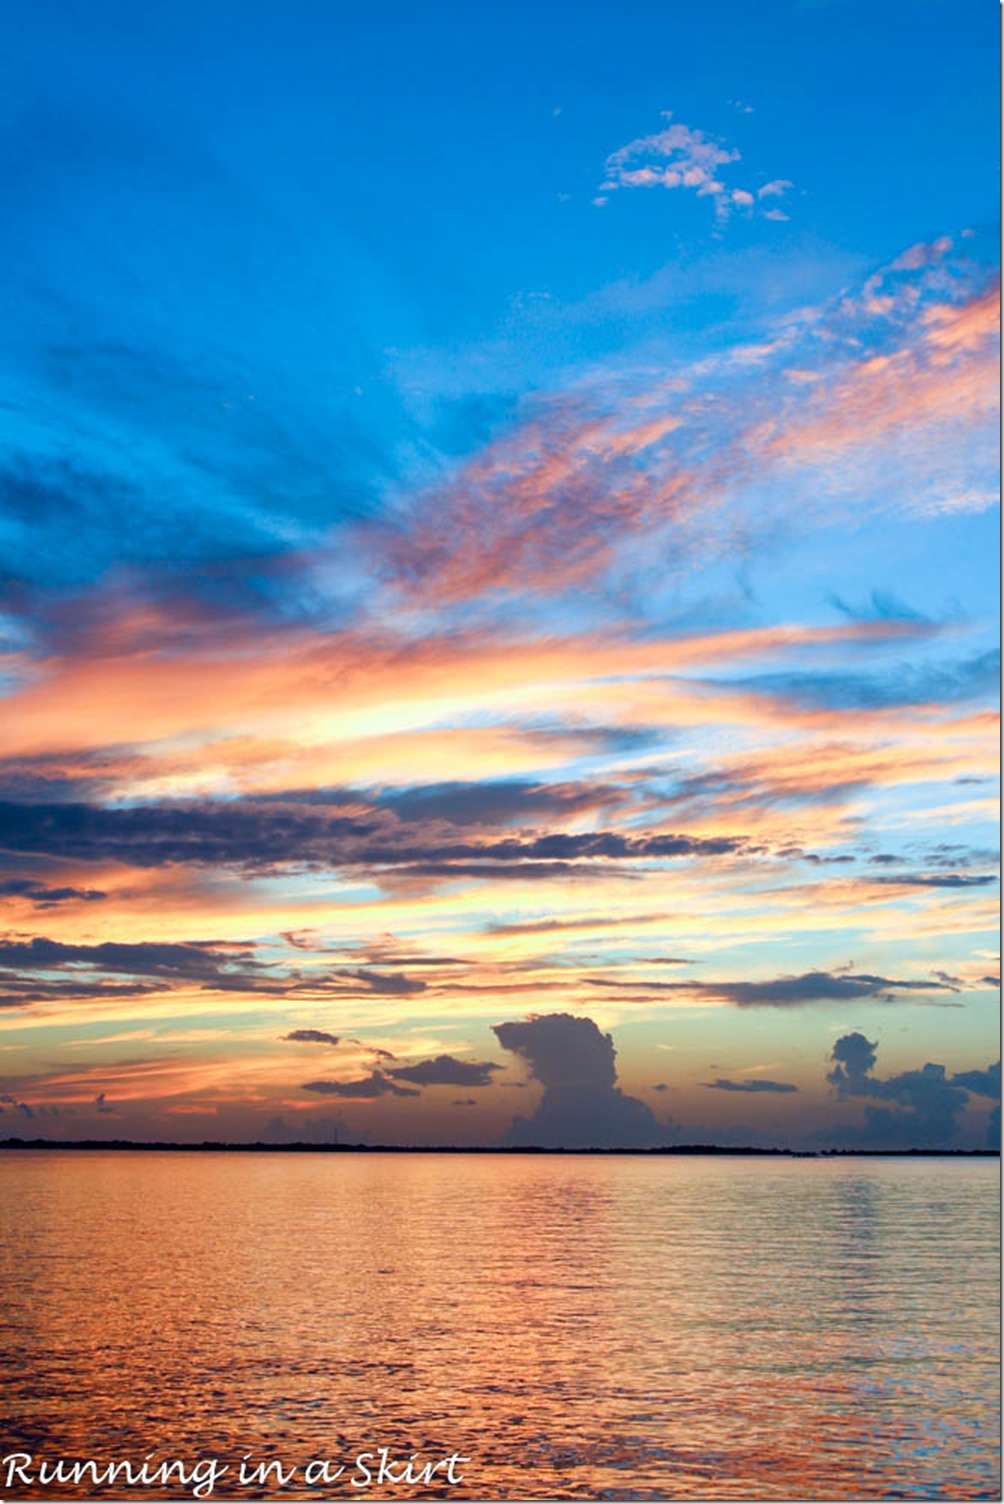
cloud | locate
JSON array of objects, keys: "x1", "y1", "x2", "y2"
[
  {"x1": 0, "y1": 934, "x2": 435, "y2": 1014},
  {"x1": 871, "y1": 873, "x2": 996, "y2": 889},
  {"x1": 385, "y1": 1054, "x2": 501, "y2": 1087},
  {"x1": 334, "y1": 968, "x2": 426, "y2": 995},
  {"x1": 827, "y1": 1031, "x2": 878, "y2": 1089},
  {"x1": 0, "y1": 798, "x2": 745, "y2": 877},
  {"x1": 599, "y1": 112, "x2": 789, "y2": 225},
  {"x1": 589, "y1": 970, "x2": 957, "y2": 1007},
  {"x1": 0, "y1": 977, "x2": 168, "y2": 1011},
  {"x1": 827, "y1": 1033, "x2": 1000, "y2": 1147},
  {"x1": 0, "y1": 936, "x2": 266, "y2": 989},
  {"x1": 282, "y1": 1029, "x2": 341, "y2": 1047},
  {"x1": 378, "y1": 779, "x2": 616, "y2": 828},
  {"x1": 950, "y1": 1062, "x2": 1001, "y2": 1099},
  {"x1": 730, "y1": 649, "x2": 1000, "y2": 714},
  {"x1": 375, "y1": 251, "x2": 996, "y2": 611},
  {"x1": 263, "y1": 1114, "x2": 343, "y2": 1145},
  {"x1": 703, "y1": 1077, "x2": 798, "y2": 1093},
  {"x1": 492, "y1": 1012, "x2": 670, "y2": 1148},
  {"x1": 302, "y1": 1072, "x2": 420, "y2": 1100},
  {"x1": 0, "y1": 877, "x2": 107, "y2": 907}
]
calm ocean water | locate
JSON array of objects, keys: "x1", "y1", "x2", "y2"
[{"x1": 0, "y1": 1152, "x2": 998, "y2": 1501}]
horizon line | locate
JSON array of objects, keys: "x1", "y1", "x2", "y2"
[{"x1": 0, "y1": 1138, "x2": 998, "y2": 1157}]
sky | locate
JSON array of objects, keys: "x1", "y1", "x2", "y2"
[{"x1": 0, "y1": 0, "x2": 999, "y2": 1149}]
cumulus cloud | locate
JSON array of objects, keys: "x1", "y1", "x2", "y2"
[
  {"x1": 599, "y1": 112, "x2": 789, "y2": 224},
  {"x1": 827, "y1": 1032, "x2": 1001, "y2": 1146},
  {"x1": 282, "y1": 1029, "x2": 341, "y2": 1047},
  {"x1": 492, "y1": 1012, "x2": 670, "y2": 1148},
  {"x1": 263, "y1": 1114, "x2": 342, "y2": 1145},
  {"x1": 827, "y1": 1031, "x2": 878, "y2": 1090},
  {"x1": 952, "y1": 1062, "x2": 1001, "y2": 1098}
]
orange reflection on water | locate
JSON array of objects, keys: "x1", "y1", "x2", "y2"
[{"x1": 0, "y1": 1152, "x2": 998, "y2": 1500}]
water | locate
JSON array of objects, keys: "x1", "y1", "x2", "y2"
[{"x1": 0, "y1": 1152, "x2": 998, "y2": 1500}]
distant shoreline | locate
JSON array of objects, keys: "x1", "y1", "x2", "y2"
[{"x1": 0, "y1": 1138, "x2": 998, "y2": 1157}]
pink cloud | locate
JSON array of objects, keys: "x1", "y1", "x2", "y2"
[{"x1": 600, "y1": 112, "x2": 793, "y2": 224}]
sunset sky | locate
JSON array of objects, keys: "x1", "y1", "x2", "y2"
[{"x1": 0, "y1": 0, "x2": 998, "y2": 1148}]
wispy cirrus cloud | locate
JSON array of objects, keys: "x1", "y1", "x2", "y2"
[{"x1": 377, "y1": 244, "x2": 997, "y2": 612}]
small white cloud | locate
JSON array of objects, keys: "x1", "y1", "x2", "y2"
[
  {"x1": 759, "y1": 178, "x2": 794, "y2": 199},
  {"x1": 599, "y1": 112, "x2": 793, "y2": 225}
]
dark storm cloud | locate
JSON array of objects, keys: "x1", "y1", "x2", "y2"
[
  {"x1": 386, "y1": 1054, "x2": 501, "y2": 1087},
  {"x1": 587, "y1": 970, "x2": 956, "y2": 1007},
  {"x1": 0, "y1": 798, "x2": 745, "y2": 875},
  {"x1": 302, "y1": 1072, "x2": 420, "y2": 1099},
  {"x1": 282, "y1": 1029, "x2": 341, "y2": 1047},
  {"x1": 703, "y1": 1078, "x2": 798, "y2": 1093},
  {"x1": 827, "y1": 1034, "x2": 1000, "y2": 1147},
  {"x1": 492, "y1": 1012, "x2": 671, "y2": 1149}
]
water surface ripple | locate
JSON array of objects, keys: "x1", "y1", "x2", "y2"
[{"x1": 0, "y1": 1153, "x2": 998, "y2": 1499}]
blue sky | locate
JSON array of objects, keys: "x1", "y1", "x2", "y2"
[{"x1": 0, "y1": 0, "x2": 998, "y2": 1148}]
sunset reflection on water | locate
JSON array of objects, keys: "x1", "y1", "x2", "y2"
[{"x1": 0, "y1": 1152, "x2": 998, "y2": 1500}]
